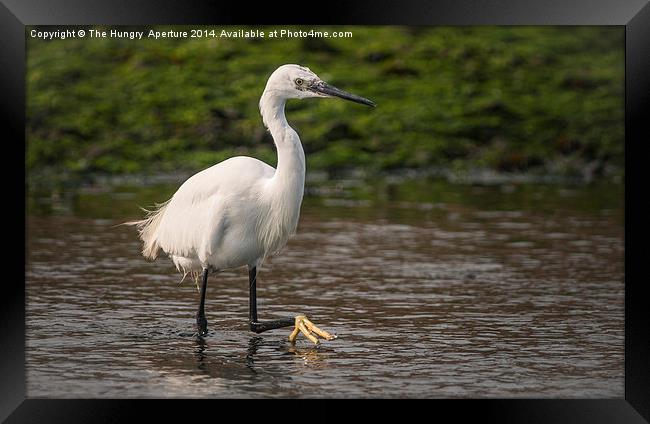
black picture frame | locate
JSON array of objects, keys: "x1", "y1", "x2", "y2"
[{"x1": 5, "y1": 0, "x2": 649, "y2": 421}]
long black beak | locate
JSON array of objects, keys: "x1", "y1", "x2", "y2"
[{"x1": 309, "y1": 81, "x2": 376, "y2": 107}]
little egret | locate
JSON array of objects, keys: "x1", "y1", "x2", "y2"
[{"x1": 126, "y1": 64, "x2": 375, "y2": 344}]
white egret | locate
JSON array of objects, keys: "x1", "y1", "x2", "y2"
[{"x1": 126, "y1": 64, "x2": 375, "y2": 344}]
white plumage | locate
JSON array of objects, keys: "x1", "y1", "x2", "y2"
[
  {"x1": 127, "y1": 64, "x2": 375, "y2": 287},
  {"x1": 128, "y1": 65, "x2": 306, "y2": 280},
  {"x1": 126, "y1": 64, "x2": 375, "y2": 341}
]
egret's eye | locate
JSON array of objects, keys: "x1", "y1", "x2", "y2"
[{"x1": 295, "y1": 78, "x2": 304, "y2": 86}]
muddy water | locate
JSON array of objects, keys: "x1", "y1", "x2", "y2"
[{"x1": 26, "y1": 180, "x2": 624, "y2": 398}]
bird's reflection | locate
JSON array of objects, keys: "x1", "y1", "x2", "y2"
[
  {"x1": 245, "y1": 336, "x2": 264, "y2": 371},
  {"x1": 190, "y1": 332, "x2": 329, "y2": 381},
  {"x1": 287, "y1": 344, "x2": 327, "y2": 368},
  {"x1": 194, "y1": 335, "x2": 208, "y2": 372},
  {"x1": 246, "y1": 335, "x2": 328, "y2": 369}
]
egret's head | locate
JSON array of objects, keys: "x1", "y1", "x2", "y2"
[{"x1": 263, "y1": 64, "x2": 376, "y2": 107}]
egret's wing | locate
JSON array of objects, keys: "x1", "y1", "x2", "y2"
[
  {"x1": 151, "y1": 156, "x2": 275, "y2": 260},
  {"x1": 155, "y1": 194, "x2": 221, "y2": 259}
]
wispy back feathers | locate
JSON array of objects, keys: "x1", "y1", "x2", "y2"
[{"x1": 122, "y1": 200, "x2": 171, "y2": 260}]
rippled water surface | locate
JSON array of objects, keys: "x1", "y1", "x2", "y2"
[{"x1": 26, "y1": 180, "x2": 624, "y2": 398}]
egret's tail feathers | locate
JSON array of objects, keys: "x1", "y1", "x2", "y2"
[{"x1": 122, "y1": 200, "x2": 171, "y2": 260}]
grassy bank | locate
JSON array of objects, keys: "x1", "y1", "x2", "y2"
[{"x1": 27, "y1": 26, "x2": 624, "y2": 187}]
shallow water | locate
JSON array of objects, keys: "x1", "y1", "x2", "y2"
[{"x1": 26, "y1": 180, "x2": 624, "y2": 398}]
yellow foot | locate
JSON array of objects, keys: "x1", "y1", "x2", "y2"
[{"x1": 288, "y1": 315, "x2": 337, "y2": 345}]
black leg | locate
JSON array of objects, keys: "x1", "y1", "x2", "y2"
[
  {"x1": 248, "y1": 266, "x2": 294, "y2": 333},
  {"x1": 196, "y1": 268, "x2": 209, "y2": 336}
]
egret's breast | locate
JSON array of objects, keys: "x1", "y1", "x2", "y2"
[{"x1": 257, "y1": 174, "x2": 304, "y2": 258}]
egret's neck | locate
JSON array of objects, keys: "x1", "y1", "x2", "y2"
[
  {"x1": 259, "y1": 91, "x2": 306, "y2": 183},
  {"x1": 256, "y1": 90, "x2": 306, "y2": 255}
]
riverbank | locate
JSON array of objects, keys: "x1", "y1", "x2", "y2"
[{"x1": 27, "y1": 26, "x2": 623, "y2": 182}]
